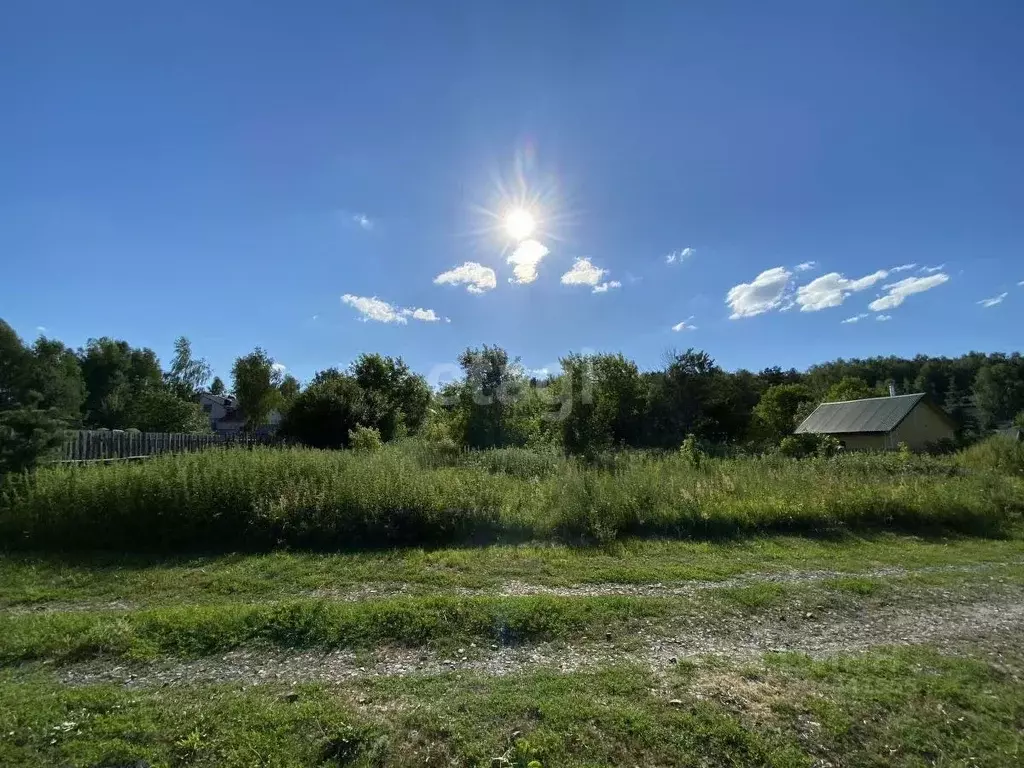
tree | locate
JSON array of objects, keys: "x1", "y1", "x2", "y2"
[
  {"x1": 279, "y1": 374, "x2": 301, "y2": 410},
  {"x1": 127, "y1": 388, "x2": 211, "y2": 433},
  {"x1": 557, "y1": 353, "x2": 646, "y2": 456},
  {"x1": 449, "y1": 345, "x2": 530, "y2": 449},
  {"x1": 165, "y1": 336, "x2": 211, "y2": 401},
  {"x1": 824, "y1": 376, "x2": 881, "y2": 403},
  {"x1": 751, "y1": 383, "x2": 814, "y2": 442},
  {"x1": 230, "y1": 348, "x2": 283, "y2": 430},
  {"x1": 0, "y1": 404, "x2": 66, "y2": 476},
  {"x1": 279, "y1": 374, "x2": 367, "y2": 449},
  {"x1": 974, "y1": 363, "x2": 1024, "y2": 428},
  {"x1": 79, "y1": 338, "x2": 163, "y2": 429},
  {"x1": 350, "y1": 354, "x2": 430, "y2": 440},
  {"x1": 28, "y1": 337, "x2": 84, "y2": 424},
  {"x1": 209, "y1": 376, "x2": 226, "y2": 396}
]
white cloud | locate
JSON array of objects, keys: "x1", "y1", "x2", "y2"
[
  {"x1": 671, "y1": 316, "x2": 697, "y2": 332},
  {"x1": 433, "y1": 262, "x2": 497, "y2": 294},
  {"x1": 36, "y1": 325, "x2": 46, "y2": 333},
  {"x1": 1018, "y1": 280, "x2": 1024, "y2": 287},
  {"x1": 507, "y1": 239, "x2": 551, "y2": 284},
  {"x1": 841, "y1": 313, "x2": 869, "y2": 324},
  {"x1": 920, "y1": 264, "x2": 945, "y2": 274},
  {"x1": 795, "y1": 261, "x2": 817, "y2": 272},
  {"x1": 795, "y1": 270, "x2": 889, "y2": 312},
  {"x1": 561, "y1": 258, "x2": 620, "y2": 293},
  {"x1": 726, "y1": 267, "x2": 793, "y2": 319},
  {"x1": 890, "y1": 263, "x2": 917, "y2": 272},
  {"x1": 666, "y1": 247, "x2": 696, "y2": 264},
  {"x1": 341, "y1": 294, "x2": 443, "y2": 324},
  {"x1": 271, "y1": 362, "x2": 287, "y2": 373},
  {"x1": 401, "y1": 307, "x2": 442, "y2": 322},
  {"x1": 977, "y1": 292, "x2": 1008, "y2": 308},
  {"x1": 351, "y1": 213, "x2": 373, "y2": 230},
  {"x1": 561, "y1": 257, "x2": 606, "y2": 286},
  {"x1": 876, "y1": 314, "x2": 892, "y2": 322},
  {"x1": 868, "y1": 273, "x2": 949, "y2": 311}
]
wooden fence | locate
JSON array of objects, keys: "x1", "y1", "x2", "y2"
[{"x1": 54, "y1": 431, "x2": 278, "y2": 463}]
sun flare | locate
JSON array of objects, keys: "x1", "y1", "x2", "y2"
[{"x1": 504, "y1": 208, "x2": 536, "y2": 241}]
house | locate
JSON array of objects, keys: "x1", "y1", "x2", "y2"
[
  {"x1": 197, "y1": 392, "x2": 281, "y2": 435},
  {"x1": 794, "y1": 393, "x2": 956, "y2": 452}
]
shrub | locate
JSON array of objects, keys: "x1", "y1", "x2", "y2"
[
  {"x1": 679, "y1": 434, "x2": 704, "y2": 469},
  {"x1": 958, "y1": 436, "x2": 1024, "y2": 476},
  {"x1": 0, "y1": 406, "x2": 66, "y2": 477},
  {"x1": 348, "y1": 425, "x2": 383, "y2": 452}
]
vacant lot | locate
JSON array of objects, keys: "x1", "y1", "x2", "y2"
[{"x1": 2, "y1": 444, "x2": 1023, "y2": 766}]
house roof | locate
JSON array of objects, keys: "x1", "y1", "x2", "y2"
[{"x1": 795, "y1": 393, "x2": 933, "y2": 435}]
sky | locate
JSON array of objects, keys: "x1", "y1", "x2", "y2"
[{"x1": 2, "y1": 1, "x2": 1023, "y2": 386}]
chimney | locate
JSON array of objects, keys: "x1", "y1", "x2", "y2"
[{"x1": 888, "y1": 381, "x2": 897, "y2": 398}]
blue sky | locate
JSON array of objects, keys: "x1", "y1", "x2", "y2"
[{"x1": 3, "y1": 1, "x2": 1022, "y2": 386}]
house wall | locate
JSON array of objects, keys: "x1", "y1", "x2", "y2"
[
  {"x1": 892, "y1": 402, "x2": 955, "y2": 451},
  {"x1": 834, "y1": 433, "x2": 888, "y2": 452}
]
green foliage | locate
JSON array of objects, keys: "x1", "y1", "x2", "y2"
[
  {"x1": 230, "y1": 347, "x2": 283, "y2": 430},
  {"x1": 278, "y1": 373, "x2": 301, "y2": 409},
  {"x1": 958, "y1": 436, "x2": 1024, "y2": 476},
  {"x1": 348, "y1": 425, "x2": 383, "y2": 452},
  {"x1": 973, "y1": 362, "x2": 1024, "y2": 428},
  {"x1": 164, "y1": 336, "x2": 211, "y2": 401},
  {"x1": 752, "y1": 384, "x2": 814, "y2": 441},
  {"x1": 1, "y1": 446, "x2": 1018, "y2": 552},
  {"x1": 280, "y1": 373, "x2": 366, "y2": 448},
  {"x1": 0, "y1": 405, "x2": 66, "y2": 477},
  {"x1": 79, "y1": 337, "x2": 163, "y2": 429},
  {"x1": 1014, "y1": 411, "x2": 1024, "y2": 429},
  {"x1": 209, "y1": 376, "x2": 226, "y2": 395},
  {"x1": 823, "y1": 376, "x2": 882, "y2": 402},
  {"x1": 679, "y1": 434, "x2": 704, "y2": 469},
  {"x1": 27, "y1": 337, "x2": 85, "y2": 424},
  {"x1": 126, "y1": 387, "x2": 211, "y2": 433}
]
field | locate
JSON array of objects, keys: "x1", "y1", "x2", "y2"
[{"x1": 2, "y1": 442, "x2": 1023, "y2": 766}]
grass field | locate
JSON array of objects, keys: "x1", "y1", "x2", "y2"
[{"x1": 2, "y1": 443, "x2": 1023, "y2": 765}]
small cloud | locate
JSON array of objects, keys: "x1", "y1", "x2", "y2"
[
  {"x1": 890, "y1": 263, "x2": 917, "y2": 272},
  {"x1": 919, "y1": 264, "x2": 945, "y2": 274},
  {"x1": 977, "y1": 292, "x2": 1008, "y2": 308},
  {"x1": 561, "y1": 257, "x2": 619, "y2": 293},
  {"x1": 666, "y1": 247, "x2": 696, "y2": 265},
  {"x1": 507, "y1": 239, "x2": 551, "y2": 284},
  {"x1": 341, "y1": 294, "x2": 442, "y2": 324},
  {"x1": 726, "y1": 267, "x2": 793, "y2": 319},
  {"x1": 1018, "y1": 279, "x2": 1024, "y2": 287},
  {"x1": 351, "y1": 213, "x2": 373, "y2": 230},
  {"x1": 529, "y1": 367, "x2": 551, "y2": 378},
  {"x1": 36, "y1": 325, "x2": 47, "y2": 333},
  {"x1": 841, "y1": 313, "x2": 869, "y2": 324},
  {"x1": 434, "y1": 262, "x2": 497, "y2": 294},
  {"x1": 271, "y1": 362, "x2": 287, "y2": 373},
  {"x1": 401, "y1": 307, "x2": 442, "y2": 322},
  {"x1": 868, "y1": 273, "x2": 949, "y2": 312},
  {"x1": 671, "y1": 316, "x2": 697, "y2": 332},
  {"x1": 795, "y1": 261, "x2": 817, "y2": 272},
  {"x1": 311, "y1": 314, "x2": 319, "y2": 321},
  {"x1": 876, "y1": 314, "x2": 892, "y2": 322},
  {"x1": 796, "y1": 270, "x2": 889, "y2": 312}
]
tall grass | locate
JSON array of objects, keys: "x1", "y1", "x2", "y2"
[{"x1": 1, "y1": 445, "x2": 1020, "y2": 552}]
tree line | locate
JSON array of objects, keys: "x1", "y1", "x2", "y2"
[{"x1": 2, "y1": 316, "x2": 1022, "y2": 472}]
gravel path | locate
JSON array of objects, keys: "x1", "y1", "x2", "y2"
[{"x1": 57, "y1": 594, "x2": 1024, "y2": 689}]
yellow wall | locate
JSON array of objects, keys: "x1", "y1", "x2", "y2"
[
  {"x1": 891, "y1": 402, "x2": 955, "y2": 451},
  {"x1": 836, "y1": 433, "x2": 888, "y2": 452}
]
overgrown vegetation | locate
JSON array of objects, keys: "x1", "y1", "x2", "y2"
[{"x1": 2, "y1": 443, "x2": 1020, "y2": 552}]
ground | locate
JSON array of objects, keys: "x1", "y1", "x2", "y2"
[{"x1": 2, "y1": 534, "x2": 1023, "y2": 766}]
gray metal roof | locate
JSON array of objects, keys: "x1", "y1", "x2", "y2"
[{"x1": 795, "y1": 393, "x2": 926, "y2": 435}]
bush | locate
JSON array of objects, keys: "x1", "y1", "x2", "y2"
[
  {"x1": 958, "y1": 436, "x2": 1024, "y2": 476},
  {"x1": 348, "y1": 425, "x2": 383, "y2": 452},
  {"x1": 0, "y1": 406, "x2": 65, "y2": 477}
]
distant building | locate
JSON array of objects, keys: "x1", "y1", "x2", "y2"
[
  {"x1": 197, "y1": 392, "x2": 281, "y2": 435},
  {"x1": 795, "y1": 393, "x2": 956, "y2": 452}
]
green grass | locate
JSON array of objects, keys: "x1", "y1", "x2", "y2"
[
  {"x1": 2, "y1": 643, "x2": 1021, "y2": 767},
  {"x1": 3, "y1": 534, "x2": 1022, "y2": 608},
  {"x1": 2, "y1": 446, "x2": 1021, "y2": 552}
]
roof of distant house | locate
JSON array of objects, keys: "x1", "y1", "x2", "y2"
[{"x1": 795, "y1": 393, "x2": 952, "y2": 435}]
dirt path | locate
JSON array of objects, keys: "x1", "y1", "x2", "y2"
[{"x1": 56, "y1": 594, "x2": 1024, "y2": 689}]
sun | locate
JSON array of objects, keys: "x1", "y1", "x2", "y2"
[{"x1": 504, "y1": 208, "x2": 536, "y2": 241}]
